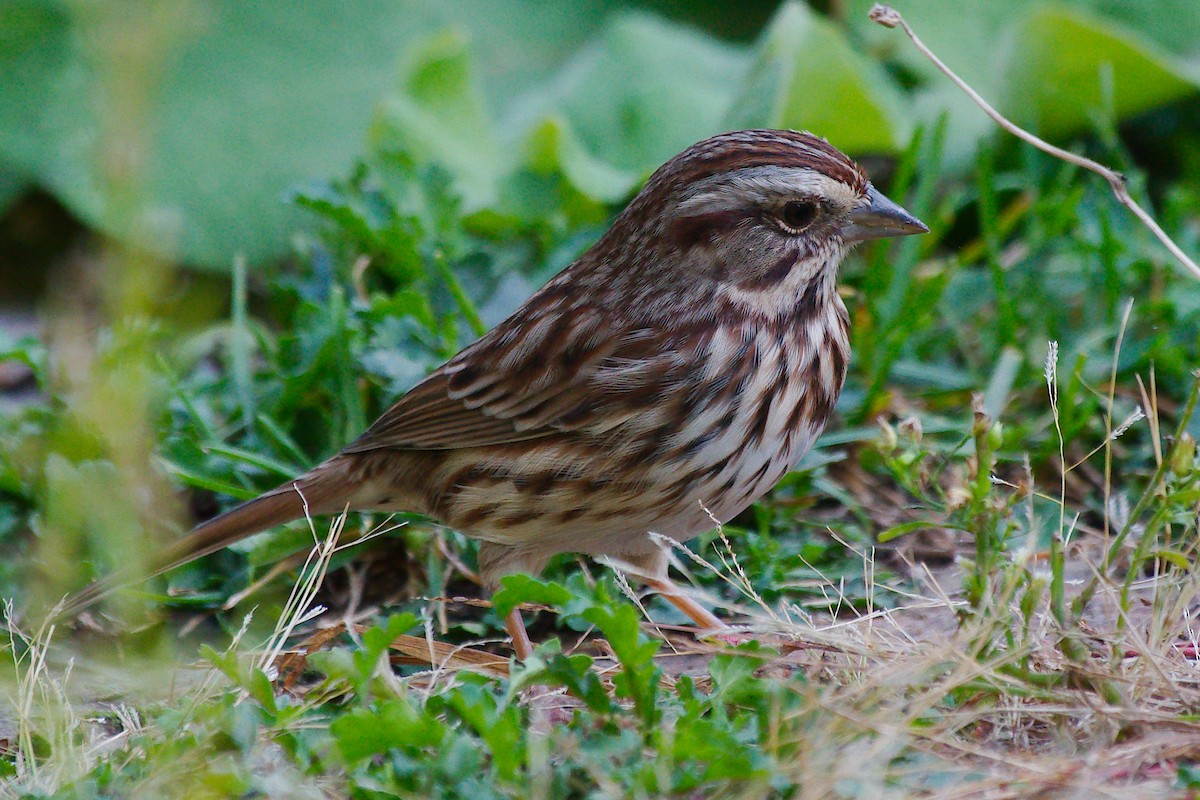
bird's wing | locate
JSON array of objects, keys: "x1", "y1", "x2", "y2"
[{"x1": 342, "y1": 312, "x2": 698, "y2": 453}]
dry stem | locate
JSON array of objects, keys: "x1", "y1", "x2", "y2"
[{"x1": 868, "y1": 3, "x2": 1200, "y2": 283}]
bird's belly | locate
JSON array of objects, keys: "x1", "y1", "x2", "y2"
[{"x1": 436, "y1": 395, "x2": 820, "y2": 554}]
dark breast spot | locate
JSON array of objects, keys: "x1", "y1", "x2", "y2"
[
  {"x1": 512, "y1": 471, "x2": 558, "y2": 497},
  {"x1": 739, "y1": 461, "x2": 774, "y2": 501},
  {"x1": 556, "y1": 506, "x2": 588, "y2": 524}
]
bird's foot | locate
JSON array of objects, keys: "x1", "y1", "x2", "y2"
[
  {"x1": 520, "y1": 684, "x2": 579, "y2": 730},
  {"x1": 706, "y1": 629, "x2": 755, "y2": 648}
]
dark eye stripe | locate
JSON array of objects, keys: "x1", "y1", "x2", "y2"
[{"x1": 667, "y1": 209, "x2": 748, "y2": 250}]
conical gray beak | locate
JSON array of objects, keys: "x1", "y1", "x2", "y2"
[{"x1": 843, "y1": 185, "x2": 928, "y2": 243}]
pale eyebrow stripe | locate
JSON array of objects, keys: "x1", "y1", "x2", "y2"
[{"x1": 676, "y1": 167, "x2": 845, "y2": 215}]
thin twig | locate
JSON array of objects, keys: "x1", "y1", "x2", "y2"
[{"x1": 868, "y1": 4, "x2": 1200, "y2": 283}]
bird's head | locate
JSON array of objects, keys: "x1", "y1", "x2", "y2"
[{"x1": 585, "y1": 129, "x2": 927, "y2": 318}]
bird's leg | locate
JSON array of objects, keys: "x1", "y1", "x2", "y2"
[
  {"x1": 505, "y1": 607, "x2": 534, "y2": 660},
  {"x1": 480, "y1": 543, "x2": 547, "y2": 660},
  {"x1": 613, "y1": 547, "x2": 729, "y2": 633},
  {"x1": 649, "y1": 577, "x2": 757, "y2": 649},
  {"x1": 645, "y1": 577, "x2": 725, "y2": 632},
  {"x1": 502, "y1": 603, "x2": 578, "y2": 726}
]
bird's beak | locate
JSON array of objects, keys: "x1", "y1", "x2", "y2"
[{"x1": 842, "y1": 185, "x2": 928, "y2": 243}]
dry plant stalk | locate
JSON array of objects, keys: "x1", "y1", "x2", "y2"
[{"x1": 869, "y1": 3, "x2": 1200, "y2": 283}]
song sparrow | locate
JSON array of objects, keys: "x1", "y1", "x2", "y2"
[{"x1": 68, "y1": 129, "x2": 926, "y2": 658}]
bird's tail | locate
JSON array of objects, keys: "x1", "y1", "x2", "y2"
[{"x1": 58, "y1": 459, "x2": 351, "y2": 619}]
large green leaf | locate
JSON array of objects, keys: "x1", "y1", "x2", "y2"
[
  {"x1": 0, "y1": 171, "x2": 28, "y2": 216},
  {"x1": 509, "y1": 12, "x2": 750, "y2": 176},
  {"x1": 1076, "y1": 0, "x2": 1200, "y2": 61},
  {"x1": 0, "y1": 1, "x2": 73, "y2": 175},
  {"x1": 1004, "y1": 6, "x2": 1200, "y2": 137},
  {"x1": 4, "y1": 0, "x2": 1199, "y2": 269},
  {"x1": 726, "y1": 1, "x2": 908, "y2": 154},
  {"x1": 0, "y1": 1, "x2": 616, "y2": 269},
  {"x1": 0, "y1": 1, "x2": 418, "y2": 268},
  {"x1": 369, "y1": 31, "x2": 506, "y2": 207},
  {"x1": 372, "y1": 11, "x2": 751, "y2": 206},
  {"x1": 522, "y1": 115, "x2": 639, "y2": 203}
]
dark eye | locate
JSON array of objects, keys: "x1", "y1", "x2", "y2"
[{"x1": 778, "y1": 200, "x2": 818, "y2": 232}]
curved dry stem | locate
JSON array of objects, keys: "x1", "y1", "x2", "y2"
[{"x1": 869, "y1": 3, "x2": 1200, "y2": 283}]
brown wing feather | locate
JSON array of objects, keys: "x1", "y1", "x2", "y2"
[
  {"x1": 342, "y1": 308, "x2": 689, "y2": 454},
  {"x1": 343, "y1": 370, "x2": 552, "y2": 450}
]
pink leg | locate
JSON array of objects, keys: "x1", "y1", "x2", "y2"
[
  {"x1": 505, "y1": 608, "x2": 534, "y2": 660},
  {"x1": 647, "y1": 578, "x2": 725, "y2": 631}
]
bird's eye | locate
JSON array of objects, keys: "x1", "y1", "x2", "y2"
[{"x1": 778, "y1": 200, "x2": 818, "y2": 233}]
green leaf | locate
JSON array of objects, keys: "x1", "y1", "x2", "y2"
[
  {"x1": 523, "y1": 115, "x2": 638, "y2": 203},
  {"x1": 158, "y1": 457, "x2": 261, "y2": 501},
  {"x1": 1084, "y1": 0, "x2": 1200, "y2": 61},
  {"x1": 200, "y1": 644, "x2": 278, "y2": 714},
  {"x1": 511, "y1": 646, "x2": 614, "y2": 713},
  {"x1": 512, "y1": 11, "x2": 750, "y2": 185},
  {"x1": 0, "y1": 1, "x2": 416, "y2": 268},
  {"x1": 1148, "y1": 549, "x2": 1191, "y2": 571},
  {"x1": 726, "y1": 1, "x2": 908, "y2": 154},
  {"x1": 331, "y1": 699, "x2": 445, "y2": 763},
  {"x1": 0, "y1": 1, "x2": 73, "y2": 178},
  {"x1": 0, "y1": 170, "x2": 27, "y2": 215},
  {"x1": 877, "y1": 520, "x2": 936, "y2": 543},
  {"x1": 443, "y1": 685, "x2": 525, "y2": 782},
  {"x1": 580, "y1": 601, "x2": 660, "y2": 669},
  {"x1": 370, "y1": 31, "x2": 506, "y2": 207},
  {"x1": 491, "y1": 574, "x2": 572, "y2": 619},
  {"x1": 1004, "y1": 6, "x2": 1200, "y2": 138},
  {"x1": 708, "y1": 648, "x2": 772, "y2": 703},
  {"x1": 847, "y1": 0, "x2": 1200, "y2": 162},
  {"x1": 199, "y1": 443, "x2": 303, "y2": 480}
]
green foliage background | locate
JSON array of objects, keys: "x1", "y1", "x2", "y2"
[{"x1": 2, "y1": 0, "x2": 1198, "y2": 267}]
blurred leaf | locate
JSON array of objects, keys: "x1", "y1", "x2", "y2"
[
  {"x1": 1005, "y1": 6, "x2": 1200, "y2": 137},
  {"x1": 0, "y1": 1, "x2": 416, "y2": 268},
  {"x1": 370, "y1": 31, "x2": 505, "y2": 207},
  {"x1": 523, "y1": 115, "x2": 638, "y2": 203},
  {"x1": 0, "y1": 1, "x2": 72, "y2": 176},
  {"x1": 727, "y1": 1, "x2": 908, "y2": 153},
  {"x1": 10, "y1": 0, "x2": 1198, "y2": 269},
  {"x1": 512, "y1": 12, "x2": 749, "y2": 176},
  {"x1": 373, "y1": 11, "x2": 752, "y2": 207},
  {"x1": 332, "y1": 700, "x2": 445, "y2": 763},
  {"x1": 1070, "y1": 0, "x2": 1200, "y2": 61},
  {"x1": 0, "y1": 0, "x2": 622, "y2": 269},
  {"x1": 0, "y1": 171, "x2": 28, "y2": 215}
]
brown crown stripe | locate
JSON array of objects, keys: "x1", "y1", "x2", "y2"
[{"x1": 648, "y1": 130, "x2": 868, "y2": 196}]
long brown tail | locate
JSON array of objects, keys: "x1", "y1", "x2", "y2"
[{"x1": 58, "y1": 459, "x2": 352, "y2": 618}]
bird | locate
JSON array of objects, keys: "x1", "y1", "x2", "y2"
[{"x1": 64, "y1": 129, "x2": 927, "y2": 658}]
